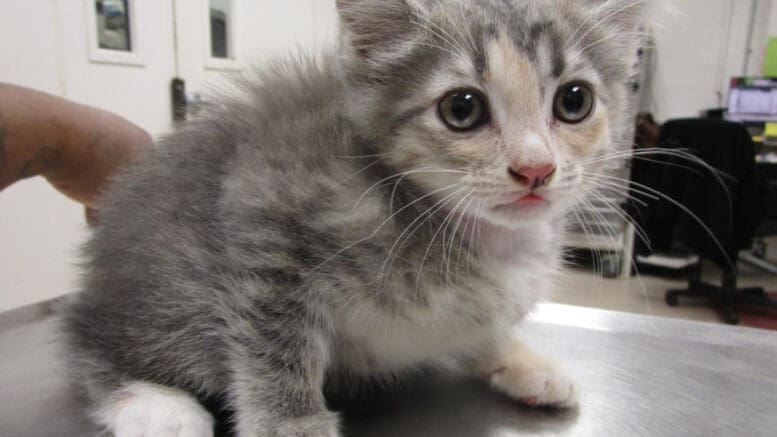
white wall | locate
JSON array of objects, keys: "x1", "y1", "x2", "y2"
[
  {"x1": 0, "y1": 0, "x2": 95, "y2": 313},
  {"x1": 174, "y1": 0, "x2": 337, "y2": 96},
  {"x1": 61, "y1": 1, "x2": 178, "y2": 136},
  {"x1": 647, "y1": 0, "x2": 776, "y2": 122},
  {"x1": 648, "y1": 0, "x2": 748, "y2": 121},
  {"x1": 0, "y1": 0, "x2": 179, "y2": 312}
]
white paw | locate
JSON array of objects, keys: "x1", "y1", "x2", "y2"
[
  {"x1": 489, "y1": 361, "x2": 577, "y2": 408},
  {"x1": 93, "y1": 382, "x2": 215, "y2": 437}
]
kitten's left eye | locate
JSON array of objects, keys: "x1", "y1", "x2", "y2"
[
  {"x1": 553, "y1": 82, "x2": 594, "y2": 124},
  {"x1": 438, "y1": 89, "x2": 489, "y2": 132}
]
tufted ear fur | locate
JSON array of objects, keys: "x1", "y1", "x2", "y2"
[
  {"x1": 563, "y1": 0, "x2": 647, "y2": 67},
  {"x1": 584, "y1": 0, "x2": 646, "y2": 31},
  {"x1": 335, "y1": 0, "x2": 417, "y2": 59}
]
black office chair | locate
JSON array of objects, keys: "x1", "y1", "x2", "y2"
[
  {"x1": 630, "y1": 118, "x2": 777, "y2": 324},
  {"x1": 740, "y1": 161, "x2": 777, "y2": 274}
]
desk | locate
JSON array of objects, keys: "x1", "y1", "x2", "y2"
[{"x1": 1, "y1": 303, "x2": 776, "y2": 436}]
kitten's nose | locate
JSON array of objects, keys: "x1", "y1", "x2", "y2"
[{"x1": 508, "y1": 164, "x2": 556, "y2": 188}]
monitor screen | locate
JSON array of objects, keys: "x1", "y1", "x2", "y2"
[{"x1": 726, "y1": 77, "x2": 777, "y2": 122}]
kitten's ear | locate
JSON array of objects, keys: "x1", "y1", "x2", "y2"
[
  {"x1": 336, "y1": 0, "x2": 416, "y2": 59},
  {"x1": 587, "y1": 0, "x2": 646, "y2": 30}
]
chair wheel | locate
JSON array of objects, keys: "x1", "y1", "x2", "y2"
[
  {"x1": 723, "y1": 309, "x2": 740, "y2": 325},
  {"x1": 753, "y1": 240, "x2": 767, "y2": 259},
  {"x1": 602, "y1": 258, "x2": 620, "y2": 279},
  {"x1": 665, "y1": 293, "x2": 679, "y2": 307}
]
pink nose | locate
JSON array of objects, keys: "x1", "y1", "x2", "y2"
[{"x1": 508, "y1": 164, "x2": 555, "y2": 187}]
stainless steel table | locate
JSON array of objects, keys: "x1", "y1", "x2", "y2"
[{"x1": 1, "y1": 303, "x2": 776, "y2": 436}]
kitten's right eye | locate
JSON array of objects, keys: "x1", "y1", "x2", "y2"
[{"x1": 438, "y1": 89, "x2": 489, "y2": 132}]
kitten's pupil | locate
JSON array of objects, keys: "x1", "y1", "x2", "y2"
[
  {"x1": 452, "y1": 94, "x2": 476, "y2": 121},
  {"x1": 554, "y1": 82, "x2": 594, "y2": 124},
  {"x1": 563, "y1": 86, "x2": 585, "y2": 113},
  {"x1": 439, "y1": 89, "x2": 488, "y2": 131}
]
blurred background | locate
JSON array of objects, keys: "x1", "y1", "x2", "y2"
[{"x1": 2, "y1": 0, "x2": 777, "y2": 329}]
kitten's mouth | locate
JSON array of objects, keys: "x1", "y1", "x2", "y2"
[
  {"x1": 494, "y1": 192, "x2": 549, "y2": 210},
  {"x1": 517, "y1": 193, "x2": 545, "y2": 206}
]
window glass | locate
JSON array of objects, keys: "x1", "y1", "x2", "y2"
[
  {"x1": 95, "y1": 0, "x2": 132, "y2": 51},
  {"x1": 210, "y1": 0, "x2": 232, "y2": 59}
]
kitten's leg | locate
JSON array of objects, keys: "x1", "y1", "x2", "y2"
[
  {"x1": 471, "y1": 334, "x2": 577, "y2": 408},
  {"x1": 92, "y1": 382, "x2": 215, "y2": 437},
  {"x1": 227, "y1": 320, "x2": 339, "y2": 437}
]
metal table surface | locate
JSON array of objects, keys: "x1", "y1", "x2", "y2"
[{"x1": 1, "y1": 303, "x2": 776, "y2": 436}]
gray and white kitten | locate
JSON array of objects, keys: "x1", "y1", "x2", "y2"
[{"x1": 64, "y1": 0, "x2": 645, "y2": 435}]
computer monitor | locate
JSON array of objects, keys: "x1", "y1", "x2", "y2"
[{"x1": 726, "y1": 77, "x2": 777, "y2": 123}]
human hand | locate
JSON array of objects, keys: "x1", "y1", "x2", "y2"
[{"x1": 0, "y1": 84, "x2": 154, "y2": 223}]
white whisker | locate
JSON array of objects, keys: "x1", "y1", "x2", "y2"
[
  {"x1": 577, "y1": 177, "x2": 653, "y2": 250},
  {"x1": 415, "y1": 188, "x2": 476, "y2": 288},
  {"x1": 566, "y1": 0, "x2": 647, "y2": 52},
  {"x1": 316, "y1": 182, "x2": 464, "y2": 272},
  {"x1": 381, "y1": 186, "x2": 468, "y2": 277},
  {"x1": 593, "y1": 173, "x2": 735, "y2": 270},
  {"x1": 340, "y1": 159, "x2": 383, "y2": 184},
  {"x1": 351, "y1": 167, "x2": 467, "y2": 212}
]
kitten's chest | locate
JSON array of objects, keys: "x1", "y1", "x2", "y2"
[{"x1": 334, "y1": 256, "x2": 554, "y2": 374}]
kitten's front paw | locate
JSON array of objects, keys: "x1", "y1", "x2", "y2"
[
  {"x1": 489, "y1": 360, "x2": 577, "y2": 408},
  {"x1": 272, "y1": 411, "x2": 340, "y2": 437}
]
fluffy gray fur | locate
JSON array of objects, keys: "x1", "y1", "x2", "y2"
[{"x1": 63, "y1": 0, "x2": 645, "y2": 435}]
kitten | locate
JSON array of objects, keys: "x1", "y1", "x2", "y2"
[{"x1": 63, "y1": 0, "x2": 645, "y2": 436}]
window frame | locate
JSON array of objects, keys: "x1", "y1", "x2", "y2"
[
  {"x1": 85, "y1": 0, "x2": 145, "y2": 67},
  {"x1": 204, "y1": 0, "x2": 240, "y2": 71}
]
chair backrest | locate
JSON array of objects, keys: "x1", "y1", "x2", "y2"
[{"x1": 631, "y1": 118, "x2": 765, "y2": 265}]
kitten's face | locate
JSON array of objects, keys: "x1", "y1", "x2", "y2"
[{"x1": 338, "y1": 0, "x2": 644, "y2": 229}]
